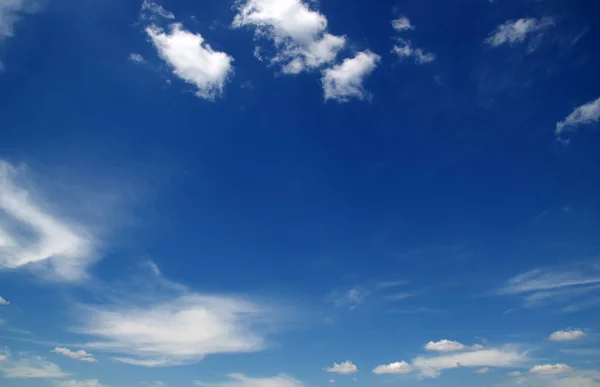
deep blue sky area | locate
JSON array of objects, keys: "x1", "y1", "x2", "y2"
[{"x1": 1, "y1": 1, "x2": 600, "y2": 387}]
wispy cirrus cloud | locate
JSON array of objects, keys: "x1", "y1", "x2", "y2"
[
  {"x1": 69, "y1": 264, "x2": 283, "y2": 367},
  {"x1": 52, "y1": 348, "x2": 97, "y2": 363},
  {"x1": 0, "y1": 355, "x2": 69, "y2": 379},
  {"x1": 486, "y1": 18, "x2": 554, "y2": 48},
  {"x1": 232, "y1": 0, "x2": 346, "y2": 74},
  {"x1": 555, "y1": 97, "x2": 600, "y2": 142},
  {"x1": 0, "y1": 161, "x2": 95, "y2": 282},
  {"x1": 495, "y1": 262, "x2": 600, "y2": 310}
]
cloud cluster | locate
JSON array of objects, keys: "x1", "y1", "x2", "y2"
[
  {"x1": 389, "y1": 15, "x2": 435, "y2": 64},
  {"x1": 52, "y1": 348, "x2": 97, "y2": 363},
  {"x1": 392, "y1": 39, "x2": 435, "y2": 64},
  {"x1": 0, "y1": 161, "x2": 95, "y2": 282},
  {"x1": 486, "y1": 17, "x2": 554, "y2": 47},
  {"x1": 372, "y1": 341, "x2": 525, "y2": 379},
  {"x1": 146, "y1": 23, "x2": 234, "y2": 100},
  {"x1": 232, "y1": 0, "x2": 346, "y2": 74},
  {"x1": 325, "y1": 361, "x2": 358, "y2": 375},
  {"x1": 0, "y1": 296, "x2": 9, "y2": 305},
  {"x1": 322, "y1": 51, "x2": 380, "y2": 102},
  {"x1": 73, "y1": 293, "x2": 271, "y2": 367}
]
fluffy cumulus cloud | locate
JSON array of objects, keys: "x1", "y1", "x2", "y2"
[
  {"x1": 372, "y1": 361, "x2": 414, "y2": 375},
  {"x1": 73, "y1": 294, "x2": 272, "y2": 367},
  {"x1": 54, "y1": 380, "x2": 107, "y2": 387},
  {"x1": 146, "y1": 23, "x2": 234, "y2": 100},
  {"x1": 486, "y1": 17, "x2": 554, "y2": 47},
  {"x1": 412, "y1": 347, "x2": 526, "y2": 378},
  {"x1": 232, "y1": 0, "x2": 346, "y2": 74},
  {"x1": 321, "y1": 51, "x2": 380, "y2": 102},
  {"x1": 549, "y1": 329, "x2": 586, "y2": 342},
  {"x1": 425, "y1": 340, "x2": 483, "y2": 352},
  {"x1": 475, "y1": 367, "x2": 490, "y2": 374},
  {"x1": 0, "y1": 161, "x2": 95, "y2": 282},
  {"x1": 555, "y1": 97, "x2": 600, "y2": 139},
  {"x1": 0, "y1": 356, "x2": 69, "y2": 378},
  {"x1": 392, "y1": 39, "x2": 435, "y2": 64},
  {"x1": 326, "y1": 361, "x2": 358, "y2": 375},
  {"x1": 0, "y1": 296, "x2": 9, "y2": 305},
  {"x1": 530, "y1": 364, "x2": 573, "y2": 375},
  {"x1": 52, "y1": 348, "x2": 97, "y2": 363},
  {"x1": 392, "y1": 16, "x2": 414, "y2": 32},
  {"x1": 196, "y1": 373, "x2": 305, "y2": 387}
]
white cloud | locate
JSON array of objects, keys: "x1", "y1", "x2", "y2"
[
  {"x1": 424, "y1": 340, "x2": 483, "y2": 352},
  {"x1": 372, "y1": 361, "x2": 414, "y2": 375},
  {"x1": 52, "y1": 347, "x2": 97, "y2": 363},
  {"x1": 475, "y1": 367, "x2": 490, "y2": 374},
  {"x1": 321, "y1": 51, "x2": 380, "y2": 102},
  {"x1": 425, "y1": 340, "x2": 466, "y2": 352},
  {"x1": 140, "y1": 0, "x2": 174, "y2": 20},
  {"x1": 486, "y1": 17, "x2": 554, "y2": 47},
  {"x1": 530, "y1": 364, "x2": 573, "y2": 375},
  {"x1": 392, "y1": 16, "x2": 414, "y2": 32},
  {"x1": 549, "y1": 329, "x2": 586, "y2": 342},
  {"x1": 412, "y1": 347, "x2": 526, "y2": 378},
  {"x1": 54, "y1": 380, "x2": 107, "y2": 387},
  {"x1": 556, "y1": 97, "x2": 600, "y2": 138},
  {"x1": 501, "y1": 369, "x2": 600, "y2": 387},
  {"x1": 328, "y1": 287, "x2": 369, "y2": 310},
  {"x1": 496, "y1": 263, "x2": 600, "y2": 309},
  {"x1": 0, "y1": 357, "x2": 70, "y2": 378},
  {"x1": 0, "y1": 355, "x2": 6, "y2": 361},
  {"x1": 326, "y1": 361, "x2": 358, "y2": 375},
  {"x1": 508, "y1": 371, "x2": 522, "y2": 377},
  {"x1": 73, "y1": 294, "x2": 272, "y2": 367},
  {"x1": 392, "y1": 39, "x2": 435, "y2": 64},
  {"x1": 128, "y1": 53, "x2": 145, "y2": 63},
  {"x1": 196, "y1": 373, "x2": 305, "y2": 387},
  {"x1": 0, "y1": 0, "x2": 39, "y2": 40},
  {"x1": 328, "y1": 380, "x2": 335, "y2": 384},
  {"x1": 232, "y1": 0, "x2": 346, "y2": 74},
  {"x1": 0, "y1": 296, "x2": 9, "y2": 305},
  {"x1": 146, "y1": 23, "x2": 234, "y2": 100},
  {"x1": 0, "y1": 161, "x2": 95, "y2": 282}
]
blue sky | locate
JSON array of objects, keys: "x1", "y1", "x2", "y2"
[{"x1": 1, "y1": 0, "x2": 600, "y2": 386}]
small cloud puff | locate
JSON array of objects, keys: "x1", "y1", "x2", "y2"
[{"x1": 326, "y1": 361, "x2": 358, "y2": 375}]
